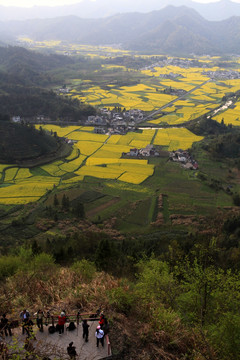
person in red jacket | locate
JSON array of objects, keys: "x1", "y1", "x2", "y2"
[
  {"x1": 99, "y1": 312, "x2": 105, "y2": 329},
  {"x1": 58, "y1": 312, "x2": 66, "y2": 335}
]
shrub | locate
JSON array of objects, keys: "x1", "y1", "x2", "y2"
[
  {"x1": 0, "y1": 256, "x2": 21, "y2": 280},
  {"x1": 108, "y1": 285, "x2": 134, "y2": 315},
  {"x1": 208, "y1": 312, "x2": 240, "y2": 360},
  {"x1": 71, "y1": 259, "x2": 96, "y2": 282}
]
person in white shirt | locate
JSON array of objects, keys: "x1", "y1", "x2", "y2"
[
  {"x1": 95, "y1": 325, "x2": 104, "y2": 347},
  {"x1": 20, "y1": 309, "x2": 30, "y2": 335}
]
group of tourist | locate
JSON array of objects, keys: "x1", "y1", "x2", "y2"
[
  {"x1": 67, "y1": 312, "x2": 108, "y2": 359},
  {"x1": 0, "y1": 309, "x2": 109, "y2": 359}
]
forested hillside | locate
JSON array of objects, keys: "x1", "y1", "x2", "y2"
[
  {"x1": 0, "y1": 46, "x2": 96, "y2": 120},
  {"x1": 0, "y1": 122, "x2": 69, "y2": 164}
]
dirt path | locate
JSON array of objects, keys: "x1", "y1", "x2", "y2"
[{"x1": 86, "y1": 197, "x2": 120, "y2": 218}]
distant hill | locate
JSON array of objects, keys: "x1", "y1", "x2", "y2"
[
  {"x1": 0, "y1": 0, "x2": 239, "y2": 22},
  {"x1": 3, "y1": 6, "x2": 240, "y2": 55},
  {"x1": 0, "y1": 46, "x2": 74, "y2": 86},
  {"x1": 0, "y1": 46, "x2": 96, "y2": 120}
]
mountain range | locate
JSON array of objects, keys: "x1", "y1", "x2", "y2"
[
  {"x1": 0, "y1": 0, "x2": 238, "y2": 22},
  {"x1": 2, "y1": 6, "x2": 240, "y2": 55}
]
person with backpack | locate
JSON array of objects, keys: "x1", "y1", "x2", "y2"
[
  {"x1": 58, "y1": 312, "x2": 66, "y2": 335},
  {"x1": 82, "y1": 319, "x2": 89, "y2": 342},
  {"x1": 67, "y1": 342, "x2": 77, "y2": 360},
  {"x1": 95, "y1": 325, "x2": 104, "y2": 347}
]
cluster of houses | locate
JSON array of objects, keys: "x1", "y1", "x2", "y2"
[
  {"x1": 141, "y1": 57, "x2": 209, "y2": 72},
  {"x1": 203, "y1": 70, "x2": 240, "y2": 80},
  {"x1": 169, "y1": 149, "x2": 199, "y2": 170},
  {"x1": 58, "y1": 87, "x2": 70, "y2": 94},
  {"x1": 12, "y1": 115, "x2": 49, "y2": 123},
  {"x1": 87, "y1": 108, "x2": 144, "y2": 135},
  {"x1": 122, "y1": 144, "x2": 160, "y2": 158}
]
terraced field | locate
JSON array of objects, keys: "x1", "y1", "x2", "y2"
[{"x1": 0, "y1": 126, "x2": 203, "y2": 204}]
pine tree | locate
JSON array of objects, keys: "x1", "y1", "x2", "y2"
[
  {"x1": 53, "y1": 194, "x2": 59, "y2": 207},
  {"x1": 62, "y1": 194, "x2": 70, "y2": 210},
  {"x1": 72, "y1": 202, "x2": 85, "y2": 218}
]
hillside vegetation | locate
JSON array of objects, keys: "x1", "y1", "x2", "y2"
[
  {"x1": 0, "y1": 46, "x2": 96, "y2": 120},
  {"x1": 1, "y1": 240, "x2": 240, "y2": 360}
]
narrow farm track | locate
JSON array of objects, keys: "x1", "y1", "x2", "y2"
[
  {"x1": 144, "y1": 79, "x2": 211, "y2": 122},
  {"x1": 76, "y1": 135, "x2": 111, "y2": 172}
]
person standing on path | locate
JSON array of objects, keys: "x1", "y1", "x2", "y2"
[
  {"x1": 99, "y1": 312, "x2": 105, "y2": 329},
  {"x1": 35, "y1": 310, "x2": 44, "y2": 332},
  {"x1": 20, "y1": 310, "x2": 30, "y2": 335},
  {"x1": 95, "y1": 325, "x2": 104, "y2": 347},
  {"x1": 58, "y1": 312, "x2": 66, "y2": 335},
  {"x1": 82, "y1": 319, "x2": 89, "y2": 342}
]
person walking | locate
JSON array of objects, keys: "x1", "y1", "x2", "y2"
[
  {"x1": 95, "y1": 325, "x2": 104, "y2": 347},
  {"x1": 82, "y1": 319, "x2": 89, "y2": 342},
  {"x1": 58, "y1": 312, "x2": 66, "y2": 335},
  {"x1": 35, "y1": 310, "x2": 44, "y2": 332}
]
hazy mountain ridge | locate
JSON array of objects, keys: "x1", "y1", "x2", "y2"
[
  {"x1": 2, "y1": 6, "x2": 240, "y2": 55},
  {"x1": 0, "y1": 0, "x2": 239, "y2": 22}
]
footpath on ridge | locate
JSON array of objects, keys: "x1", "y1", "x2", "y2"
[{"x1": 4, "y1": 318, "x2": 111, "y2": 360}]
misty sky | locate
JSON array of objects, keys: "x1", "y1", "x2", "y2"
[{"x1": 1, "y1": 0, "x2": 240, "y2": 7}]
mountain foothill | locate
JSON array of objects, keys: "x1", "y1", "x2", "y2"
[{"x1": 0, "y1": 5, "x2": 240, "y2": 55}]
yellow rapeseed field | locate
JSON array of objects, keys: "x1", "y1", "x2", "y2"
[
  {"x1": 62, "y1": 175, "x2": 85, "y2": 184},
  {"x1": 75, "y1": 141, "x2": 103, "y2": 156},
  {"x1": 69, "y1": 131, "x2": 108, "y2": 142},
  {"x1": 41, "y1": 161, "x2": 66, "y2": 177},
  {"x1": 118, "y1": 172, "x2": 151, "y2": 185},
  {"x1": 59, "y1": 155, "x2": 86, "y2": 172},
  {"x1": 0, "y1": 177, "x2": 60, "y2": 204},
  {"x1": 154, "y1": 128, "x2": 204, "y2": 150},
  {"x1": 15, "y1": 168, "x2": 32, "y2": 180},
  {"x1": 35, "y1": 125, "x2": 80, "y2": 137},
  {"x1": 66, "y1": 146, "x2": 79, "y2": 161},
  {"x1": 4, "y1": 168, "x2": 18, "y2": 182},
  {"x1": 75, "y1": 165, "x2": 123, "y2": 179}
]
